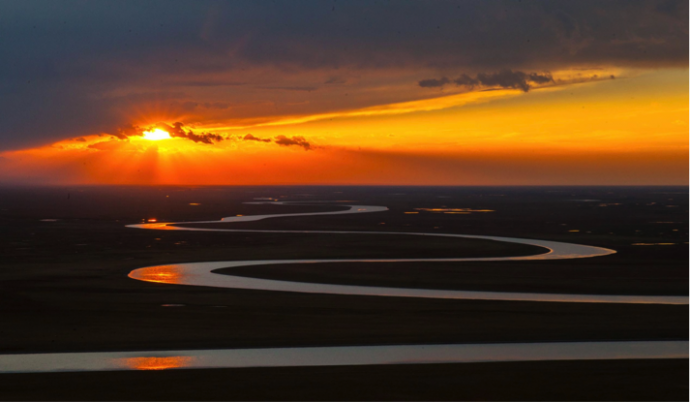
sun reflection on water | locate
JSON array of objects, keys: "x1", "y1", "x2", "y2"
[
  {"x1": 119, "y1": 356, "x2": 194, "y2": 370},
  {"x1": 130, "y1": 265, "x2": 186, "y2": 284},
  {"x1": 414, "y1": 208, "x2": 495, "y2": 213}
]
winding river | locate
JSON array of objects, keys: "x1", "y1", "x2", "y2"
[{"x1": 0, "y1": 202, "x2": 686, "y2": 373}]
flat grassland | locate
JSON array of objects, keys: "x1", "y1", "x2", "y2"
[{"x1": 0, "y1": 186, "x2": 687, "y2": 400}]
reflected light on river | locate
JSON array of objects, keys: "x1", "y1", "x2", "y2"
[
  {"x1": 0, "y1": 341, "x2": 686, "y2": 373},
  {"x1": 130, "y1": 264, "x2": 187, "y2": 284},
  {"x1": 118, "y1": 356, "x2": 195, "y2": 370},
  {"x1": 142, "y1": 222, "x2": 178, "y2": 230}
]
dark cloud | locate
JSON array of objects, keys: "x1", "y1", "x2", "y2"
[
  {"x1": 274, "y1": 135, "x2": 311, "y2": 150},
  {"x1": 108, "y1": 124, "x2": 315, "y2": 150},
  {"x1": 526, "y1": 73, "x2": 554, "y2": 85},
  {"x1": 159, "y1": 122, "x2": 225, "y2": 144},
  {"x1": 243, "y1": 133, "x2": 313, "y2": 150},
  {"x1": 420, "y1": 70, "x2": 554, "y2": 92},
  {"x1": 418, "y1": 77, "x2": 450, "y2": 88},
  {"x1": 0, "y1": 0, "x2": 686, "y2": 149},
  {"x1": 114, "y1": 124, "x2": 144, "y2": 140},
  {"x1": 474, "y1": 70, "x2": 554, "y2": 92},
  {"x1": 110, "y1": 122, "x2": 224, "y2": 145},
  {"x1": 452, "y1": 74, "x2": 480, "y2": 87},
  {"x1": 243, "y1": 133, "x2": 271, "y2": 143}
]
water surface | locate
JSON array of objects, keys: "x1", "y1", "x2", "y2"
[
  {"x1": 1, "y1": 341, "x2": 686, "y2": 373},
  {"x1": 129, "y1": 202, "x2": 685, "y2": 304}
]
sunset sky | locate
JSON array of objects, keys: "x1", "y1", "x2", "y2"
[{"x1": 0, "y1": 0, "x2": 687, "y2": 185}]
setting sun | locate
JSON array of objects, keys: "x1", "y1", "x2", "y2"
[{"x1": 142, "y1": 128, "x2": 171, "y2": 141}]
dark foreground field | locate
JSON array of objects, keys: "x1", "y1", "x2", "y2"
[
  {"x1": 1, "y1": 360, "x2": 687, "y2": 401},
  {"x1": 0, "y1": 186, "x2": 687, "y2": 400}
]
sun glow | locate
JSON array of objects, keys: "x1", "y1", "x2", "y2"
[
  {"x1": 142, "y1": 128, "x2": 171, "y2": 141},
  {"x1": 0, "y1": 70, "x2": 686, "y2": 186}
]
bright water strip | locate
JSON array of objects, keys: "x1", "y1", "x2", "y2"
[{"x1": 1, "y1": 341, "x2": 686, "y2": 373}]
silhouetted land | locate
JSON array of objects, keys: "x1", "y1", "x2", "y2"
[
  {"x1": 1, "y1": 360, "x2": 687, "y2": 401},
  {"x1": 0, "y1": 186, "x2": 687, "y2": 400}
]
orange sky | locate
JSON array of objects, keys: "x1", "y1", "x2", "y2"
[{"x1": 1, "y1": 68, "x2": 687, "y2": 185}]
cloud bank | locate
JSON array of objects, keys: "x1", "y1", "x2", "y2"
[
  {"x1": 106, "y1": 123, "x2": 315, "y2": 150},
  {"x1": 243, "y1": 133, "x2": 312, "y2": 150},
  {"x1": 0, "y1": 0, "x2": 686, "y2": 149},
  {"x1": 113, "y1": 122, "x2": 226, "y2": 145},
  {"x1": 419, "y1": 70, "x2": 555, "y2": 92}
]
